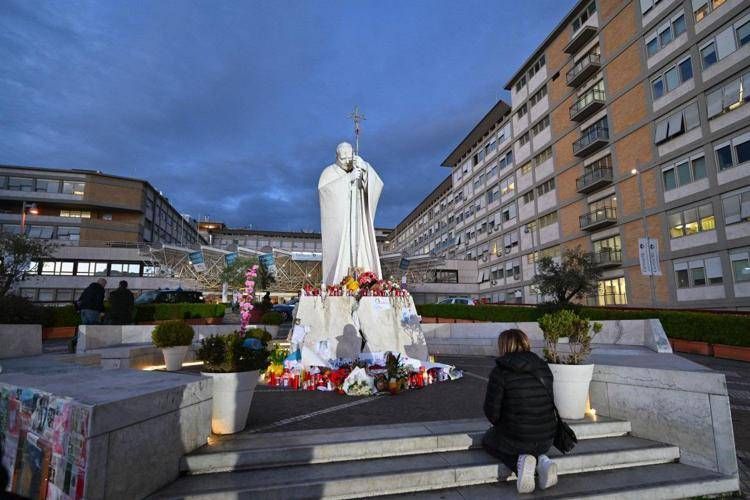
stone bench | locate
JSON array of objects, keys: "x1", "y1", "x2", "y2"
[{"x1": 0, "y1": 324, "x2": 42, "y2": 359}]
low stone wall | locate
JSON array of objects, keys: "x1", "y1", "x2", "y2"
[
  {"x1": 0, "y1": 358, "x2": 212, "y2": 499},
  {"x1": 76, "y1": 324, "x2": 246, "y2": 353},
  {"x1": 0, "y1": 324, "x2": 42, "y2": 359},
  {"x1": 589, "y1": 357, "x2": 737, "y2": 478},
  {"x1": 422, "y1": 319, "x2": 672, "y2": 356}
]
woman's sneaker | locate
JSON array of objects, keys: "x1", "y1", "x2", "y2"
[
  {"x1": 536, "y1": 454, "x2": 558, "y2": 490},
  {"x1": 516, "y1": 454, "x2": 536, "y2": 493}
]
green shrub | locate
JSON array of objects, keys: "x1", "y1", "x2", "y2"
[
  {"x1": 151, "y1": 320, "x2": 195, "y2": 347},
  {"x1": 43, "y1": 305, "x2": 80, "y2": 327},
  {"x1": 261, "y1": 311, "x2": 284, "y2": 325},
  {"x1": 246, "y1": 327, "x2": 272, "y2": 343},
  {"x1": 134, "y1": 303, "x2": 225, "y2": 322},
  {"x1": 0, "y1": 295, "x2": 46, "y2": 324},
  {"x1": 415, "y1": 304, "x2": 750, "y2": 347},
  {"x1": 197, "y1": 333, "x2": 270, "y2": 373}
]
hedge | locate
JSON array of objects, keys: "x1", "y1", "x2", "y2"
[
  {"x1": 416, "y1": 304, "x2": 750, "y2": 347},
  {"x1": 133, "y1": 303, "x2": 226, "y2": 323},
  {"x1": 43, "y1": 306, "x2": 81, "y2": 328}
]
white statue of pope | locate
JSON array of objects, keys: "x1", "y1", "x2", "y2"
[{"x1": 318, "y1": 142, "x2": 383, "y2": 285}]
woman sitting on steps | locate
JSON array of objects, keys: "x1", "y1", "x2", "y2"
[{"x1": 482, "y1": 328, "x2": 558, "y2": 494}]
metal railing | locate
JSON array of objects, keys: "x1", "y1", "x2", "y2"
[
  {"x1": 570, "y1": 88, "x2": 606, "y2": 119},
  {"x1": 566, "y1": 53, "x2": 601, "y2": 85},
  {"x1": 573, "y1": 124, "x2": 609, "y2": 155},
  {"x1": 576, "y1": 164, "x2": 613, "y2": 191},
  {"x1": 579, "y1": 206, "x2": 617, "y2": 229},
  {"x1": 590, "y1": 248, "x2": 622, "y2": 266}
]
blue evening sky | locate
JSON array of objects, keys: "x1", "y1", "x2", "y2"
[{"x1": 1, "y1": 0, "x2": 573, "y2": 231}]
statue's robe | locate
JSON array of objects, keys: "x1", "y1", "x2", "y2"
[{"x1": 318, "y1": 157, "x2": 383, "y2": 285}]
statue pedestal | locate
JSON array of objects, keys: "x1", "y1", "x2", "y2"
[{"x1": 294, "y1": 295, "x2": 428, "y2": 366}]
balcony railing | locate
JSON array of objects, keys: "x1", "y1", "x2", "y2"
[
  {"x1": 567, "y1": 53, "x2": 601, "y2": 87},
  {"x1": 576, "y1": 164, "x2": 613, "y2": 193},
  {"x1": 573, "y1": 124, "x2": 609, "y2": 157},
  {"x1": 564, "y1": 25, "x2": 598, "y2": 54},
  {"x1": 589, "y1": 248, "x2": 622, "y2": 268},
  {"x1": 570, "y1": 88, "x2": 606, "y2": 122},
  {"x1": 579, "y1": 206, "x2": 617, "y2": 231}
]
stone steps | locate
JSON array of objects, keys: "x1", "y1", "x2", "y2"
[
  {"x1": 152, "y1": 436, "x2": 680, "y2": 499},
  {"x1": 181, "y1": 417, "x2": 630, "y2": 474},
  {"x1": 378, "y1": 462, "x2": 739, "y2": 499}
]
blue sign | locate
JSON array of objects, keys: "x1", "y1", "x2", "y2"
[
  {"x1": 225, "y1": 252, "x2": 237, "y2": 266},
  {"x1": 399, "y1": 258, "x2": 410, "y2": 270},
  {"x1": 259, "y1": 252, "x2": 276, "y2": 278},
  {"x1": 189, "y1": 251, "x2": 206, "y2": 272}
]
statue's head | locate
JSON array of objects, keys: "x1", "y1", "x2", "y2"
[{"x1": 336, "y1": 142, "x2": 354, "y2": 171}]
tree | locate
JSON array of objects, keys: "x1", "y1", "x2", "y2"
[
  {"x1": 0, "y1": 233, "x2": 54, "y2": 296},
  {"x1": 219, "y1": 256, "x2": 275, "y2": 291},
  {"x1": 532, "y1": 246, "x2": 601, "y2": 307}
]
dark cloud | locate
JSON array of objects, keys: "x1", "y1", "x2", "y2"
[{"x1": 0, "y1": 0, "x2": 571, "y2": 231}]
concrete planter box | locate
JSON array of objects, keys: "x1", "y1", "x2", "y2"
[
  {"x1": 549, "y1": 363, "x2": 594, "y2": 420},
  {"x1": 670, "y1": 339, "x2": 713, "y2": 356},
  {"x1": 42, "y1": 326, "x2": 77, "y2": 340},
  {"x1": 0, "y1": 324, "x2": 42, "y2": 359},
  {"x1": 454, "y1": 318, "x2": 475, "y2": 323},
  {"x1": 420, "y1": 317, "x2": 437, "y2": 324},
  {"x1": 201, "y1": 370, "x2": 260, "y2": 434},
  {"x1": 713, "y1": 344, "x2": 750, "y2": 362},
  {"x1": 137, "y1": 318, "x2": 224, "y2": 326}
]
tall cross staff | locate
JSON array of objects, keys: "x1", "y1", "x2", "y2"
[{"x1": 349, "y1": 106, "x2": 365, "y2": 156}]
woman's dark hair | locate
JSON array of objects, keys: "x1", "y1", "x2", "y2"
[{"x1": 498, "y1": 328, "x2": 531, "y2": 355}]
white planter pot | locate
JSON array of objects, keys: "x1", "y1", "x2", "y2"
[
  {"x1": 162, "y1": 346, "x2": 189, "y2": 371},
  {"x1": 201, "y1": 370, "x2": 260, "y2": 434},
  {"x1": 548, "y1": 363, "x2": 594, "y2": 420}
]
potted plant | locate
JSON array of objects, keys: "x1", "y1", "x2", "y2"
[
  {"x1": 151, "y1": 320, "x2": 195, "y2": 371},
  {"x1": 385, "y1": 351, "x2": 402, "y2": 395},
  {"x1": 198, "y1": 332, "x2": 269, "y2": 434},
  {"x1": 539, "y1": 309, "x2": 602, "y2": 420}
]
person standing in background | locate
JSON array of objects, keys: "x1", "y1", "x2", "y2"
[
  {"x1": 108, "y1": 280, "x2": 135, "y2": 324},
  {"x1": 77, "y1": 278, "x2": 106, "y2": 325}
]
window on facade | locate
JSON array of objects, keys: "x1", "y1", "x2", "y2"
[
  {"x1": 500, "y1": 176, "x2": 515, "y2": 197},
  {"x1": 501, "y1": 203, "x2": 517, "y2": 222},
  {"x1": 529, "y1": 85, "x2": 548, "y2": 107},
  {"x1": 528, "y1": 55, "x2": 546, "y2": 79},
  {"x1": 74, "y1": 262, "x2": 107, "y2": 277},
  {"x1": 693, "y1": 0, "x2": 727, "y2": 22},
  {"x1": 487, "y1": 186, "x2": 499, "y2": 205},
  {"x1": 700, "y1": 19, "x2": 749, "y2": 70},
  {"x1": 531, "y1": 116, "x2": 550, "y2": 137},
  {"x1": 57, "y1": 226, "x2": 80, "y2": 241},
  {"x1": 520, "y1": 162, "x2": 533, "y2": 176},
  {"x1": 668, "y1": 203, "x2": 715, "y2": 238},
  {"x1": 60, "y1": 210, "x2": 91, "y2": 218},
  {"x1": 110, "y1": 263, "x2": 141, "y2": 277},
  {"x1": 8, "y1": 177, "x2": 33, "y2": 191},
  {"x1": 714, "y1": 133, "x2": 750, "y2": 171},
  {"x1": 722, "y1": 188, "x2": 750, "y2": 225},
  {"x1": 533, "y1": 147, "x2": 552, "y2": 166},
  {"x1": 536, "y1": 178, "x2": 555, "y2": 196},
  {"x1": 41, "y1": 261, "x2": 74, "y2": 276},
  {"x1": 498, "y1": 150, "x2": 513, "y2": 170},
  {"x1": 595, "y1": 277, "x2": 627, "y2": 305},
  {"x1": 674, "y1": 256, "x2": 723, "y2": 288},
  {"x1": 35, "y1": 179, "x2": 60, "y2": 193},
  {"x1": 662, "y1": 152, "x2": 707, "y2": 190},
  {"x1": 517, "y1": 104, "x2": 528, "y2": 119},
  {"x1": 654, "y1": 102, "x2": 699, "y2": 144},
  {"x1": 522, "y1": 190, "x2": 535, "y2": 205},
  {"x1": 573, "y1": 1, "x2": 596, "y2": 31},
  {"x1": 651, "y1": 56, "x2": 693, "y2": 100},
  {"x1": 1, "y1": 224, "x2": 21, "y2": 235},
  {"x1": 487, "y1": 164, "x2": 498, "y2": 179},
  {"x1": 27, "y1": 226, "x2": 54, "y2": 238},
  {"x1": 503, "y1": 230, "x2": 520, "y2": 251},
  {"x1": 515, "y1": 75, "x2": 526, "y2": 92},
  {"x1": 730, "y1": 250, "x2": 750, "y2": 283},
  {"x1": 538, "y1": 211, "x2": 558, "y2": 228},
  {"x1": 647, "y1": 12, "x2": 687, "y2": 58},
  {"x1": 707, "y1": 70, "x2": 750, "y2": 119},
  {"x1": 519, "y1": 132, "x2": 530, "y2": 146},
  {"x1": 62, "y1": 181, "x2": 85, "y2": 196},
  {"x1": 593, "y1": 235, "x2": 622, "y2": 256}
]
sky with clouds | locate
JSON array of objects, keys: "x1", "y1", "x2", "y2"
[{"x1": 1, "y1": 0, "x2": 572, "y2": 231}]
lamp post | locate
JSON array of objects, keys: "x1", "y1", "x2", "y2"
[
  {"x1": 631, "y1": 167, "x2": 656, "y2": 307},
  {"x1": 20, "y1": 202, "x2": 39, "y2": 234},
  {"x1": 524, "y1": 223, "x2": 537, "y2": 303}
]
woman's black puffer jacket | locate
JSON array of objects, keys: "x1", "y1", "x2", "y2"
[{"x1": 483, "y1": 351, "x2": 556, "y2": 456}]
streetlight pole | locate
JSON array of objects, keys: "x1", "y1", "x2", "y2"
[
  {"x1": 632, "y1": 167, "x2": 656, "y2": 307},
  {"x1": 524, "y1": 223, "x2": 537, "y2": 303}
]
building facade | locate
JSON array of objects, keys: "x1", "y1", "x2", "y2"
[{"x1": 391, "y1": 0, "x2": 750, "y2": 310}]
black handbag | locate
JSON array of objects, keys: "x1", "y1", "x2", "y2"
[{"x1": 531, "y1": 371, "x2": 578, "y2": 454}]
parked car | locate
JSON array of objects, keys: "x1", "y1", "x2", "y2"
[
  {"x1": 436, "y1": 297, "x2": 475, "y2": 306},
  {"x1": 135, "y1": 289, "x2": 205, "y2": 305}
]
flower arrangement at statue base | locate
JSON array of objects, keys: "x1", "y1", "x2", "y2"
[
  {"x1": 262, "y1": 349, "x2": 462, "y2": 396},
  {"x1": 302, "y1": 271, "x2": 409, "y2": 298}
]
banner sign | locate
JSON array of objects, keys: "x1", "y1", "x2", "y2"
[
  {"x1": 188, "y1": 251, "x2": 206, "y2": 272},
  {"x1": 290, "y1": 252, "x2": 322, "y2": 262},
  {"x1": 259, "y1": 253, "x2": 277, "y2": 278},
  {"x1": 399, "y1": 258, "x2": 410, "y2": 270},
  {"x1": 224, "y1": 252, "x2": 237, "y2": 267},
  {"x1": 638, "y1": 238, "x2": 661, "y2": 276}
]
